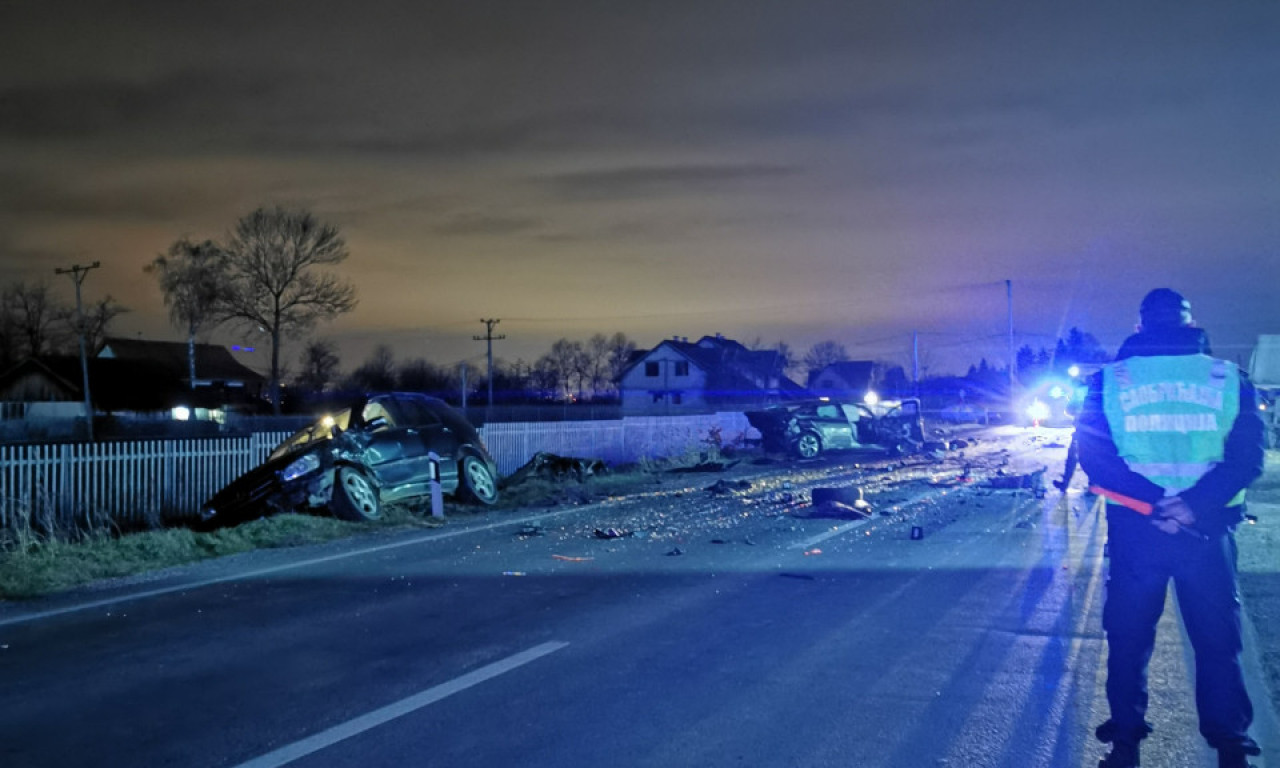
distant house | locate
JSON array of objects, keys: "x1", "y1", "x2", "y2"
[
  {"x1": 618, "y1": 334, "x2": 808, "y2": 415},
  {"x1": 99, "y1": 337, "x2": 265, "y2": 394},
  {"x1": 0, "y1": 339, "x2": 267, "y2": 439},
  {"x1": 806, "y1": 361, "x2": 884, "y2": 401}
]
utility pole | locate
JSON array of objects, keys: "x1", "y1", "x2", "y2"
[
  {"x1": 912, "y1": 330, "x2": 919, "y2": 397},
  {"x1": 1006, "y1": 279, "x2": 1016, "y2": 410},
  {"x1": 474, "y1": 318, "x2": 505, "y2": 407},
  {"x1": 459, "y1": 363, "x2": 468, "y2": 410},
  {"x1": 55, "y1": 261, "x2": 101, "y2": 441}
]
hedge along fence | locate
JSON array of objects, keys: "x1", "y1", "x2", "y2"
[{"x1": 0, "y1": 412, "x2": 758, "y2": 533}]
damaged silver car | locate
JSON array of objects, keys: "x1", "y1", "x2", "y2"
[
  {"x1": 196, "y1": 393, "x2": 499, "y2": 530},
  {"x1": 746, "y1": 398, "x2": 925, "y2": 459}
]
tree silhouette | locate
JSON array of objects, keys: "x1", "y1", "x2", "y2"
[
  {"x1": 145, "y1": 237, "x2": 229, "y2": 388},
  {"x1": 220, "y1": 207, "x2": 357, "y2": 413}
]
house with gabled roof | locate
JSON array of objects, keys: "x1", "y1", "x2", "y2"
[
  {"x1": 618, "y1": 334, "x2": 809, "y2": 415},
  {"x1": 98, "y1": 337, "x2": 265, "y2": 393},
  {"x1": 0, "y1": 339, "x2": 268, "y2": 439},
  {"x1": 806, "y1": 360, "x2": 883, "y2": 401}
]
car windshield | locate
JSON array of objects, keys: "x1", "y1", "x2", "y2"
[{"x1": 269, "y1": 408, "x2": 353, "y2": 461}]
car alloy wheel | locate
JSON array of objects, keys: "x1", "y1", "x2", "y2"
[
  {"x1": 332, "y1": 466, "x2": 381, "y2": 521},
  {"x1": 460, "y1": 455, "x2": 499, "y2": 505},
  {"x1": 796, "y1": 432, "x2": 821, "y2": 459}
]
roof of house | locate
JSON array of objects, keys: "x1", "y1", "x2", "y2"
[
  {"x1": 0, "y1": 355, "x2": 264, "y2": 411},
  {"x1": 99, "y1": 337, "x2": 265, "y2": 384},
  {"x1": 625, "y1": 335, "x2": 808, "y2": 397},
  {"x1": 807, "y1": 360, "x2": 878, "y2": 390}
]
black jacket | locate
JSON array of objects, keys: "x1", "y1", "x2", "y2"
[{"x1": 1076, "y1": 327, "x2": 1265, "y2": 532}]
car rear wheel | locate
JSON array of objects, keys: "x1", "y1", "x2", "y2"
[
  {"x1": 331, "y1": 466, "x2": 381, "y2": 521},
  {"x1": 795, "y1": 431, "x2": 822, "y2": 459},
  {"x1": 459, "y1": 455, "x2": 499, "y2": 505}
]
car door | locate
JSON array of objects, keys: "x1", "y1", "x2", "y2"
[
  {"x1": 355, "y1": 397, "x2": 436, "y2": 501},
  {"x1": 391, "y1": 395, "x2": 462, "y2": 496},
  {"x1": 812, "y1": 403, "x2": 855, "y2": 450}
]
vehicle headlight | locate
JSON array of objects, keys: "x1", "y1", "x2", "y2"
[
  {"x1": 280, "y1": 453, "x2": 321, "y2": 482},
  {"x1": 1025, "y1": 400, "x2": 1051, "y2": 423}
]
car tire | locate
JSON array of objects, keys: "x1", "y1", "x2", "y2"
[
  {"x1": 795, "y1": 431, "x2": 822, "y2": 459},
  {"x1": 331, "y1": 466, "x2": 381, "y2": 521},
  {"x1": 459, "y1": 455, "x2": 499, "y2": 505}
]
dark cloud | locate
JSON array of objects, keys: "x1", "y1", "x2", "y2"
[
  {"x1": 0, "y1": 169, "x2": 240, "y2": 222},
  {"x1": 0, "y1": 235, "x2": 77, "y2": 278},
  {"x1": 540, "y1": 163, "x2": 801, "y2": 201},
  {"x1": 431, "y1": 212, "x2": 541, "y2": 237},
  {"x1": 0, "y1": 70, "x2": 275, "y2": 143}
]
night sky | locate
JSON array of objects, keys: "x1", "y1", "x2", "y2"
[{"x1": 3, "y1": 1, "x2": 1277, "y2": 376}]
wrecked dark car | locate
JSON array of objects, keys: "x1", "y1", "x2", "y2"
[
  {"x1": 196, "y1": 393, "x2": 500, "y2": 530},
  {"x1": 746, "y1": 398, "x2": 926, "y2": 459}
]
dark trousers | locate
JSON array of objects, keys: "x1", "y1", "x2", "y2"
[
  {"x1": 1061, "y1": 431, "x2": 1080, "y2": 484},
  {"x1": 1103, "y1": 511, "x2": 1253, "y2": 749}
]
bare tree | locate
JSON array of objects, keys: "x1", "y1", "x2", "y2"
[
  {"x1": 606, "y1": 332, "x2": 637, "y2": 378},
  {"x1": 2, "y1": 280, "x2": 65, "y2": 358},
  {"x1": 145, "y1": 237, "x2": 230, "y2": 388},
  {"x1": 582, "y1": 334, "x2": 617, "y2": 400},
  {"x1": 346, "y1": 344, "x2": 396, "y2": 392},
  {"x1": 397, "y1": 357, "x2": 452, "y2": 394},
  {"x1": 73, "y1": 296, "x2": 129, "y2": 355},
  {"x1": 295, "y1": 338, "x2": 341, "y2": 393},
  {"x1": 220, "y1": 207, "x2": 358, "y2": 413},
  {"x1": 802, "y1": 340, "x2": 850, "y2": 375},
  {"x1": 537, "y1": 338, "x2": 588, "y2": 401}
]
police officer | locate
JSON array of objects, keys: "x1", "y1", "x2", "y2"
[{"x1": 1078, "y1": 289, "x2": 1265, "y2": 768}]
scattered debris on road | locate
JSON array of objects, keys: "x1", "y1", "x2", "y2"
[
  {"x1": 593, "y1": 527, "x2": 633, "y2": 539},
  {"x1": 506, "y1": 452, "x2": 607, "y2": 484},
  {"x1": 706, "y1": 479, "x2": 753, "y2": 495}
]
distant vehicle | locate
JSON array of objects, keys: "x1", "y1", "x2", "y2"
[
  {"x1": 1018, "y1": 374, "x2": 1086, "y2": 428},
  {"x1": 745, "y1": 398, "x2": 926, "y2": 459},
  {"x1": 196, "y1": 393, "x2": 499, "y2": 530},
  {"x1": 1250, "y1": 335, "x2": 1280, "y2": 448},
  {"x1": 937, "y1": 403, "x2": 988, "y2": 424}
]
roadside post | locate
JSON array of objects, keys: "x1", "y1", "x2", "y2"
[{"x1": 427, "y1": 451, "x2": 444, "y2": 518}]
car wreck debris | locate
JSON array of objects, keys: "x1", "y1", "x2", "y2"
[
  {"x1": 745, "y1": 397, "x2": 926, "y2": 459},
  {"x1": 507, "y1": 452, "x2": 607, "y2": 484},
  {"x1": 593, "y1": 527, "x2": 633, "y2": 539},
  {"x1": 196, "y1": 393, "x2": 499, "y2": 530},
  {"x1": 985, "y1": 467, "x2": 1047, "y2": 491}
]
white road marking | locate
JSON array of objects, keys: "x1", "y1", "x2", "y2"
[
  {"x1": 232, "y1": 641, "x2": 569, "y2": 768},
  {"x1": 0, "y1": 508, "x2": 590, "y2": 628},
  {"x1": 788, "y1": 517, "x2": 872, "y2": 549}
]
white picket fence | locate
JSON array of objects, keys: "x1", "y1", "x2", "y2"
[
  {"x1": 0, "y1": 433, "x2": 292, "y2": 530},
  {"x1": 0, "y1": 412, "x2": 756, "y2": 530},
  {"x1": 480, "y1": 412, "x2": 754, "y2": 476}
]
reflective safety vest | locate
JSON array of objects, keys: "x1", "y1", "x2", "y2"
[{"x1": 1101, "y1": 354, "x2": 1244, "y2": 504}]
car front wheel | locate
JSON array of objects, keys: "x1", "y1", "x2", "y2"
[
  {"x1": 331, "y1": 466, "x2": 381, "y2": 521},
  {"x1": 459, "y1": 455, "x2": 499, "y2": 505},
  {"x1": 795, "y1": 432, "x2": 822, "y2": 459}
]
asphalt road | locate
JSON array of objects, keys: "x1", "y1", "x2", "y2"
[{"x1": 1, "y1": 428, "x2": 1276, "y2": 768}]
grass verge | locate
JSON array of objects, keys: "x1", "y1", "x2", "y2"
[
  {"x1": 0, "y1": 457, "x2": 722, "y2": 602},
  {"x1": 0, "y1": 504, "x2": 445, "y2": 601}
]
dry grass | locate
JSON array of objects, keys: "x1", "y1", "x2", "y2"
[
  {"x1": 0, "y1": 503, "x2": 445, "y2": 601},
  {"x1": 0, "y1": 443, "x2": 741, "y2": 601}
]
